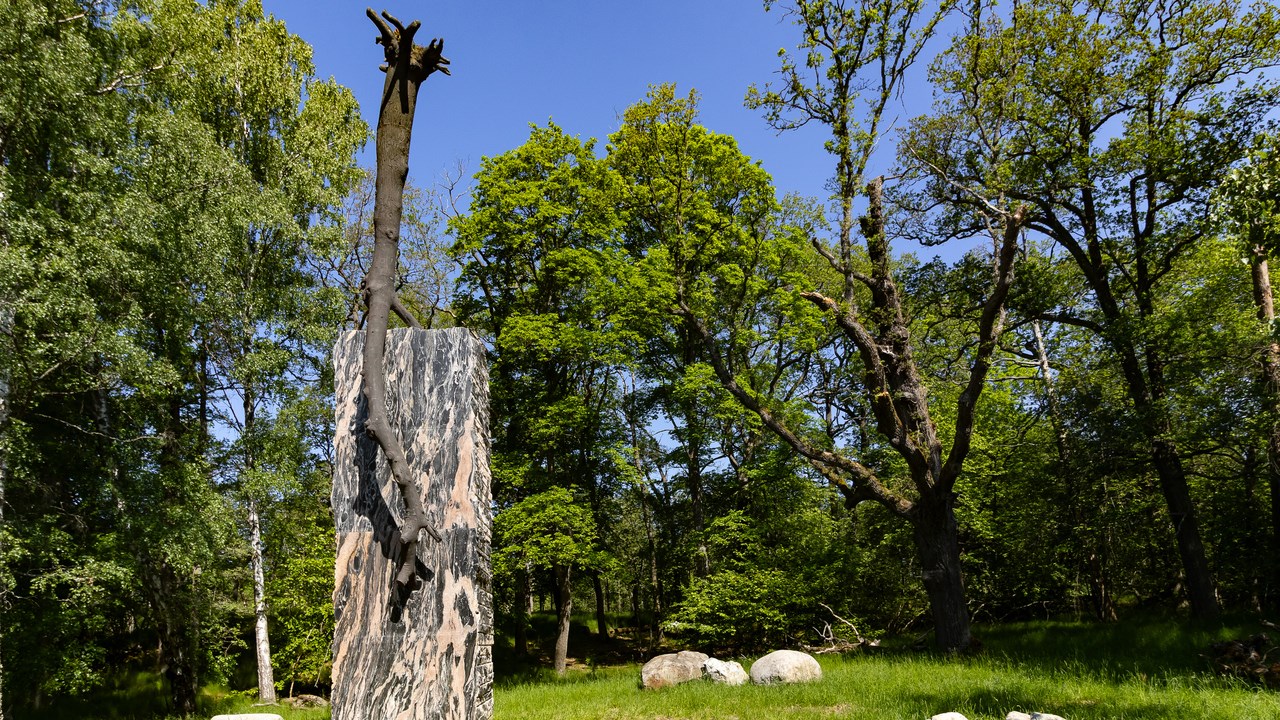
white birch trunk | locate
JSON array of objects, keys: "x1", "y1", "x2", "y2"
[{"x1": 249, "y1": 499, "x2": 277, "y2": 703}]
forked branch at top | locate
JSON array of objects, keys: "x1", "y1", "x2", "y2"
[{"x1": 368, "y1": 8, "x2": 450, "y2": 78}]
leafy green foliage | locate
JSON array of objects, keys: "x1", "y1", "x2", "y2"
[
  {"x1": 0, "y1": 0, "x2": 363, "y2": 711},
  {"x1": 666, "y1": 568, "x2": 793, "y2": 652},
  {"x1": 495, "y1": 488, "x2": 606, "y2": 576}
]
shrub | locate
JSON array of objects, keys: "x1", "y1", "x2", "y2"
[{"x1": 665, "y1": 568, "x2": 795, "y2": 652}]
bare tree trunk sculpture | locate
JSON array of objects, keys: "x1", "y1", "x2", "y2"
[{"x1": 361, "y1": 7, "x2": 449, "y2": 590}]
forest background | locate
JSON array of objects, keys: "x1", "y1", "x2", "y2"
[{"x1": 4, "y1": 0, "x2": 1280, "y2": 716}]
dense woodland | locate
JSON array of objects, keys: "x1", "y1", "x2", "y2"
[{"x1": 4, "y1": 0, "x2": 1280, "y2": 716}]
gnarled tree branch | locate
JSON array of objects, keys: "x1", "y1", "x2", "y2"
[{"x1": 361, "y1": 7, "x2": 449, "y2": 591}]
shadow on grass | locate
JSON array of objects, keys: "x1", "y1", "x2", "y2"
[
  {"x1": 492, "y1": 612, "x2": 653, "y2": 689},
  {"x1": 973, "y1": 612, "x2": 1264, "y2": 678},
  {"x1": 901, "y1": 684, "x2": 1192, "y2": 720},
  {"x1": 20, "y1": 671, "x2": 332, "y2": 720},
  {"x1": 19, "y1": 671, "x2": 176, "y2": 720}
]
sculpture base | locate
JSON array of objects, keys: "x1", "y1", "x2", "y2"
[{"x1": 331, "y1": 328, "x2": 493, "y2": 720}]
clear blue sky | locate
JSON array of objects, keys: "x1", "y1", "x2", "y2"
[{"x1": 261, "y1": 1, "x2": 944, "y2": 232}]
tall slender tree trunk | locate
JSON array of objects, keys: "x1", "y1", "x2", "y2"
[
  {"x1": 627, "y1": 404, "x2": 664, "y2": 645},
  {"x1": 1250, "y1": 244, "x2": 1280, "y2": 606},
  {"x1": 591, "y1": 572, "x2": 608, "y2": 638},
  {"x1": 514, "y1": 565, "x2": 531, "y2": 657},
  {"x1": 643, "y1": 490, "x2": 663, "y2": 647},
  {"x1": 1107, "y1": 337, "x2": 1219, "y2": 619},
  {"x1": 1088, "y1": 275, "x2": 1219, "y2": 618},
  {"x1": 553, "y1": 565, "x2": 573, "y2": 675},
  {"x1": 156, "y1": 365, "x2": 198, "y2": 715},
  {"x1": 248, "y1": 499, "x2": 276, "y2": 703},
  {"x1": 1147, "y1": 432, "x2": 1218, "y2": 618},
  {"x1": 241, "y1": 377, "x2": 276, "y2": 704},
  {"x1": 147, "y1": 566, "x2": 198, "y2": 716},
  {"x1": 687, "y1": 434, "x2": 709, "y2": 578},
  {"x1": 1042, "y1": 161, "x2": 1221, "y2": 618}
]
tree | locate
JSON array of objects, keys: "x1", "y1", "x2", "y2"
[
  {"x1": 912, "y1": 0, "x2": 1280, "y2": 618},
  {"x1": 656, "y1": 0, "x2": 1027, "y2": 652},
  {"x1": 0, "y1": 0, "x2": 364, "y2": 711},
  {"x1": 181, "y1": 1, "x2": 366, "y2": 702},
  {"x1": 608, "y1": 85, "x2": 779, "y2": 583},
  {"x1": 259, "y1": 392, "x2": 341, "y2": 697},
  {"x1": 1217, "y1": 133, "x2": 1280, "y2": 605},
  {"x1": 451, "y1": 122, "x2": 631, "y2": 643},
  {"x1": 494, "y1": 488, "x2": 604, "y2": 675}
]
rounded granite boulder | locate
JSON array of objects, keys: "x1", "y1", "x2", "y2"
[
  {"x1": 703, "y1": 657, "x2": 749, "y2": 686},
  {"x1": 748, "y1": 649, "x2": 822, "y2": 685},
  {"x1": 640, "y1": 650, "x2": 710, "y2": 689}
]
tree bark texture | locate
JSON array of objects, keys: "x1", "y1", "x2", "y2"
[
  {"x1": 145, "y1": 566, "x2": 198, "y2": 716},
  {"x1": 592, "y1": 572, "x2": 608, "y2": 638},
  {"x1": 513, "y1": 567, "x2": 530, "y2": 657},
  {"x1": 1150, "y1": 434, "x2": 1219, "y2": 617},
  {"x1": 332, "y1": 328, "x2": 492, "y2": 720},
  {"x1": 553, "y1": 565, "x2": 573, "y2": 676},
  {"x1": 248, "y1": 499, "x2": 276, "y2": 704},
  {"x1": 911, "y1": 494, "x2": 969, "y2": 652}
]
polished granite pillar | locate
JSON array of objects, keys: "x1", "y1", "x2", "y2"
[{"x1": 331, "y1": 328, "x2": 492, "y2": 720}]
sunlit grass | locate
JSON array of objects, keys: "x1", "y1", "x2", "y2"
[
  {"x1": 494, "y1": 617, "x2": 1280, "y2": 720},
  {"x1": 494, "y1": 653, "x2": 1280, "y2": 720}
]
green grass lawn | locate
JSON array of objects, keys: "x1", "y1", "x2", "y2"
[
  {"x1": 495, "y1": 652, "x2": 1278, "y2": 720},
  {"x1": 493, "y1": 618, "x2": 1280, "y2": 720}
]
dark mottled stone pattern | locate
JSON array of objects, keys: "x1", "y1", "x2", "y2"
[{"x1": 332, "y1": 328, "x2": 493, "y2": 720}]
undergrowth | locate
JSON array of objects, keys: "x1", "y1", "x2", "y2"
[{"x1": 25, "y1": 615, "x2": 1280, "y2": 719}]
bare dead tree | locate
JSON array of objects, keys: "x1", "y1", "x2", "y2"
[{"x1": 362, "y1": 7, "x2": 450, "y2": 589}]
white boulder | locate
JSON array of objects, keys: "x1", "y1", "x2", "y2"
[
  {"x1": 211, "y1": 715, "x2": 283, "y2": 720},
  {"x1": 703, "y1": 657, "x2": 749, "y2": 685},
  {"x1": 930, "y1": 714, "x2": 970, "y2": 720},
  {"x1": 640, "y1": 650, "x2": 709, "y2": 689},
  {"x1": 748, "y1": 649, "x2": 822, "y2": 685}
]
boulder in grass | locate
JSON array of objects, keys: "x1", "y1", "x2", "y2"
[
  {"x1": 640, "y1": 650, "x2": 709, "y2": 689},
  {"x1": 1007, "y1": 713, "x2": 1067, "y2": 720},
  {"x1": 748, "y1": 649, "x2": 822, "y2": 685},
  {"x1": 703, "y1": 657, "x2": 748, "y2": 686},
  {"x1": 211, "y1": 715, "x2": 283, "y2": 720},
  {"x1": 283, "y1": 694, "x2": 329, "y2": 709},
  {"x1": 930, "y1": 714, "x2": 970, "y2": 720}
]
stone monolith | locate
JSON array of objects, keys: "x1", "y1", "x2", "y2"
[{"x1": 331, "y1": 328, "x2": 493, "y2": 720}]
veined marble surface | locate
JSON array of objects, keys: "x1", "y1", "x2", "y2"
[{"x1": 332, "y1": 328, "x2": 493, "y2": 720}]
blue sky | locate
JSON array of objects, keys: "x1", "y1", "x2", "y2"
[{"x1": 260, "y1": 1, "x2": 944, "y2": 213}]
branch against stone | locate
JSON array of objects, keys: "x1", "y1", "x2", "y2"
[{"x1": 360, "y1": 7, "x2": 449, "y2": 589}]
